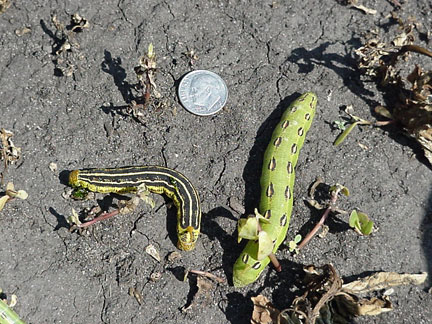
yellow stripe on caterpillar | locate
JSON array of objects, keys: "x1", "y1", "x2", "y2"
[{"x1": 69, "y1": 165, "x2": 201, "y2": 251}]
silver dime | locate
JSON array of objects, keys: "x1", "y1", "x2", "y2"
[{"x1": 178, "y1": 70, "x2": 228, "y2": 116}]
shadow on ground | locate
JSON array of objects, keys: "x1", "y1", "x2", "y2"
[{"x1": 423, "y1": 192, "x2": 432, "y2": 287}]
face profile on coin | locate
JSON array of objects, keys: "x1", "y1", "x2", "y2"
[{"x1": 178, "y1": 70, "x2": 228, "y2": 116}]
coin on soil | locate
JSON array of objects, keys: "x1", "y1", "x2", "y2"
[{"x1": 178, "y1": 70, "x2": 228, "y2": 116}]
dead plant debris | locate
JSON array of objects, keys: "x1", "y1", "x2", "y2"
[
  {"x1": 50, "y1": 13, "x2": 89, "y2": 76},
  {"x1": 0, "y1": 129, "x2": 21, "y2": 184},
  {"x1": 128, "y1": 287, "x2": 144, "y2": 305},
  {"x1": 15, "y1": 26, "x2": 32, "y2": 36},
  {"x1": 67, "y1": 183, "x2": 154, "y2": 233},
  {"x1": 339, "y1": 0, "x2": 377, "y2": 15},
  {"x1": 0, "y1": 182, "x2": 28, "y2": 212},
  {"x1": 181, "y1": 275, "x2": 215, "y2": 312},
  {"x1": 145, "y1": 244, "x2": 161, "y2": 262},
  {"x1": 300, "y1": 180, "x2": 373, "y2": 250},
  {"x1": 251, "y1": 264, "x2": 427, "y2": 324},
  {"x1": 0, "y1": 0, "x2": 10, "y2": 14},
  {"x1": 355, "y1": 13, "x2": 432, "y2": 164},
  {"x1": 182, "y1": 48, "x2": 199, "y2": 66},
  {"x1": 127, "y1": 43, "x2": 162, "y2": 122}
]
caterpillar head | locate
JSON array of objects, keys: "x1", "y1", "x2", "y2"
[{"x1": 177, "y1": 225, "x2": 199, "y2": 251}]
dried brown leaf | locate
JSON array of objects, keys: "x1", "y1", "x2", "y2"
[
  {"x1": 0, "y1": 0, "x2": 10, "y2": 14},
  {"x1": 251, "y1": 295, "x2": 280, "y2": 324},
  {"x1": 306, "y1": 199, "x2": 325, "y2": 210},
  {"x1": 181, "y1": 276, "x2": 214, "y2": 312},
  {"x1": 342, "y1": 272, "x2": 427, "y2": 294},
  {"x1": 333, "y1": 293, "x2": 392, "y2": 317},
  {"x1": 197, "y1": 276, "x2": 213, "y2": 292},
  {"x1": 351, "y1": 3, "x2": 377, "y2": 15},
  {"x1": 128, "y1": 287, "x2": 143, "y2": 305},
  {"x1": 166, "y1": 251, "x2": 182, "y2": 263},
  {"x1": 15, "y1": 27, "x2": 31, "y2": 36},
  {"x1": 1, "y1": 129, "x2": 21, "y2": 166},
  {"x1": 0, "y1": 195, "x2": 9, "y2": 211},
  {"x1": 374, "y1": 105, "x2": 393, "y2": 119},
  {"x1": 145, "y1": 244, "x2": 161, "y2": 262}
]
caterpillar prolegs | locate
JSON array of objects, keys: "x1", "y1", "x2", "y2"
[{"x1": 233, "y1": 92, "x2": 317, "y2": 287}]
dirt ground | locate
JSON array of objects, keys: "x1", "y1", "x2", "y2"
[{"x1": 1, "y1": 0, "x2": 432, "y2": 323}]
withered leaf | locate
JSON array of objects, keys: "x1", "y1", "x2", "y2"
[
  {"x1": 145, "y1": 244, "x2": 161, "y2": 262},
  {"x1": 342, "y1": 271, "x2": 427, "y2": 294},
  {"x1": 333, "y1": 293, "x2": 392, "y2": 317},
  {"x1": 251, "y1": 295, "x2": 280, "y2": 324}
]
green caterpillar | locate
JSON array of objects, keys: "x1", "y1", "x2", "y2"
[
  {"x1": 0, "y1": 298, "x2": 26, "y2": 324},
  {"x1": 233, "y1": 92, "x2": 317, "y2": 287}
]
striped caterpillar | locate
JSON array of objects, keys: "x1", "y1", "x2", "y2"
[
  {"x1": 233, "y1": 92, "x2": 317, "y2": 287},
  {"x1": 69, "y1": 166, "x2": 201, "y2": 251}
]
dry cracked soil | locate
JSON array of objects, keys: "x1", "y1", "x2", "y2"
[{"x1": 1, "y1": 0, "x2": 432, "y2": 323}]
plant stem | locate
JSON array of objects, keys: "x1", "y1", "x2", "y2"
[
  {"x1": 77, "y1": 209, "x2": 119, "y2": 228},
  {"x1": 188, "y1": 270, "x2": 226, "y2": 284},
  {"x1": 298, "y1": 188, "x2": 340, "y2": 250},
  {"x1": 269, "y1": 253, "x2": 282, "y2": 272},
  {"x1": 142, "y1": 73, "x2": 151, "y2": 109},
  {"x1": 374, "y1": 120, "x2": 395, "y2": 127}
]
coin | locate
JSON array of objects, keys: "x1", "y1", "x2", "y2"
[{"x1": 178, "y1": 70, "x2": 228, "y2": 116}]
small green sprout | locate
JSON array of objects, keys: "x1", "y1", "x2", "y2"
[
  {"x1": 329, "y1": 184, "x2": 350, "y2": 197},
  {"x1": 288, "y1": 234, "x2": 302, "y2": 253},
  {"x1": 333, "y1": 106, "x2": 372, "y2": 147},
  {"x1": 334, "y1": 121, "x2": 361, "y2": 146},
  {"x1": 349, "y1": 210, "x2": 374, "y2": 235},
  {"x1": 71, "y1": 187, "x2": 89, "y2": 200},
  {"x1": 333, "y1": 120, "x2": 347, "y2": 131}
]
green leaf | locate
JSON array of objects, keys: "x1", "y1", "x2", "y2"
[
  {"x1": 349, "y1": 210, "x2": 374, "y2": 235},
  {"x1": 253, "y1": 208, "x2": 271, "y2": 224},
  {"x1": 147, "y1": 43, "x2": 155, "y2": 59},
  {"x1": 71, "y1": 188, "x2": 89, "y2": 200},
  {"x1": 288, "y1": 240, "x2": 297, "y2": 252},
  {"x1": 257, "y1": 231, "x2": 273, "y2": 260},
  {"x1": 340, "y1": 186, "x2": 350, "y2": 196},
  {"x1": 362, "y1": 220, "x2": 374, "y2": 235},
  {"x1": 333, "y1": 120, "x2": 347, "y2": 131},
  {"x1": 330, "y1": 184, "x2": 349, "y2": 196},
  {"x1": 357, "y1": 211, "x2": 374, "y2": 235},
  {"x1": 334, "y1": 121, "x2": 360, "y2": 146},
  {"x1": 238, "y1": 217, "x2": 259, "y2": 242},
  {"x1": 349, "y1": 210, "x2": 359, "y2": 228},
  {"x1": 294, "y1": 234, "x2": 302, "y2": 243}
]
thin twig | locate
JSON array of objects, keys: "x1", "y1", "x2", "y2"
[
  {"x1": 390, "y1": 44, "x2": 432, "y2": 66},
  {"x1": 77, "y1": 209, "x2": 120, "y2": 228},
  {"x1": 188, "y1": 269, "x2": 226, "y2": 284},
  {"x1": 374, "y1": 120, "x2": 396, "y2": 127},
  {"x1": 143, "y1": 73, "x2": 152, "y2": 109},
  {"x1": 298, "y1": 188, "x2": 341, "y2": 250},
  {"x1": 388, "y1": 0, "x2": 401, "y2": 8}
]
